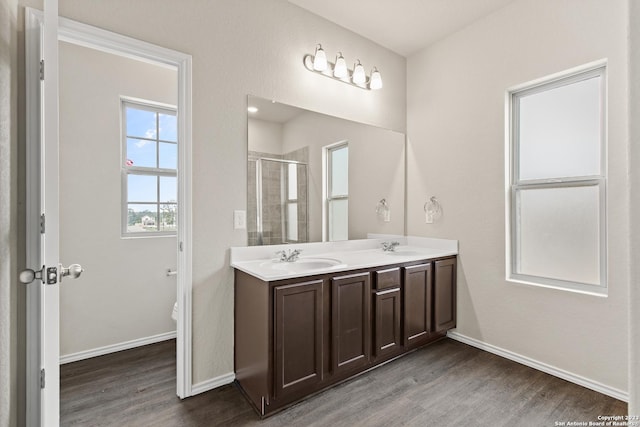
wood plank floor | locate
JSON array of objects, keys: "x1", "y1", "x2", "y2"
[{"x1": 61, "y1": 338, "x2": 627, "y2": 426}]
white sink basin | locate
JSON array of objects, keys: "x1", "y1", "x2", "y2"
[
  {"x1": 385, "y1": 249, "x2": 423, "y2": 256},
  {"x1": 261, "y1": 257, "x2": 344, "y2": 272}
]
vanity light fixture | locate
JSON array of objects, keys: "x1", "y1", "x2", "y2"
[
  {"x1": 312, "y1": 44, "x2": 328, "y2": 71},
  {"x1": 370, "y1": 67, "x2": 383, "y2": 90},
  {"x1": 352, "y1": 60, "x2": 366, "y2": 85},
  {"x1": 333, "y1": 52, "x2": 348, "y2": 78},
  {"x1": 247, "y1": 106, "x2": 259, "y2": 113},
  {"x1": 303, "y1": 45, "x2": 383, "y2": 90}
]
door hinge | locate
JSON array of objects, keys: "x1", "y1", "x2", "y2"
[
  {"x1": 39, "y1": 60, "x2": 44, "y2": 81},
  {"x1": 40, "y1": 368, "x2": 45, "y2": 389},
  {"x1": 179, "y1": 241, "x2": 183, "y2": 252},
  {"x1": 40, "y1": 213, "x2": 45, "y2": 234}
]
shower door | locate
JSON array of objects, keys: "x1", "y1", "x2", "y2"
[{"x1": 250, "y1": 158, "x2": 308, "y2": 245}]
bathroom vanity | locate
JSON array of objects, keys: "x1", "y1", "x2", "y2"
[{"x1": 232, "y1": 238, "x2": 457, "y2": 417}]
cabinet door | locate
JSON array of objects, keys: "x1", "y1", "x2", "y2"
[
  {"x1": 403, "y1": 263, "x2": 432, "y2": 347},
  {"x1": 274, "y1": 280, "x2": 323, "y2": 398},
  {"x1": 374, "y1": 287, "x2": 401, "y2": 359},
  {"x1": 434, "y1": 258, "x2": 457, "y2": 332},
  {"x1": 332, "y1": 273, "x2": 371, "y2": 375}
]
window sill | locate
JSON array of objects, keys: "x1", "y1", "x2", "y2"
[
  {"x1": 121, "y1": 232, "x2": 177, "y2": 239},
  {"x1": 507, "y1": 276, "x2": 608, "y2": 297}
]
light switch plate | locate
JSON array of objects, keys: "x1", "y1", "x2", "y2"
[{"x1": 234, "y1": 210, "x2": 246, "y2": 230}]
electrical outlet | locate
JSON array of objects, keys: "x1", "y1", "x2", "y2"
[{"x1": 234, "y1": 210, "x2": 246, "y2": 230}]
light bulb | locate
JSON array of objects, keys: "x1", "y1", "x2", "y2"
[
  {"x1": 334, "y1": 52, "x2": 348, "y2": 79},
  {"x1": 369, "y1": 67, "x2": 382, "y2": 90},
  {"x1": 313, "y1": 44, "x2": 327, "y2": 71},
  {"x1": 352, "y1": 60, "x2": 366, "y2": 85}
]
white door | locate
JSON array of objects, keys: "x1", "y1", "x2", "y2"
[
  {"x1": 41, "y1": 1, "x2": 61, "y2": 424},
  {"x1": 22, "y1": 2, "x2": 82, "y2": 425}
]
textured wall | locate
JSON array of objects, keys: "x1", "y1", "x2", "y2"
[
  {"x1": 1, "y1": 0, "x2": 19, "y2": 425},
  {"x1": 281, "y1": 111, "x2": 405, "y2": 242},
  {"x1": 629, "y1": 0, "x2": 640, "y2": 415},
  {"x1": 407, "y1": 0, "x2": 629, "y2": 394},
  {"x1": 56, "y1": 0, "x2": 406, "y2": 385},
  {"x1": 58, "y1": 41, "x2": 178, "y2": 357}
]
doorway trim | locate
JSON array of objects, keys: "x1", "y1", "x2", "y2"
[{"x1": 25, "y1": 9, "x2": 194, "y2": 413}]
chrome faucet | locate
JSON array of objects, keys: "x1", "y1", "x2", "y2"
[
  {"x1": 276, "y1": 249, "x2": 302, "y2": 262},
  {"x1": 381, "y1": 241, "x2": 400, "y2": 252}
]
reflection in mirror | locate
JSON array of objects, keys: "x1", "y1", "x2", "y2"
[{"x1": 247, "y1": 95, "x2": 405, "y2": 246}]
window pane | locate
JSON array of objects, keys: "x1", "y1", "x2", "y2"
[
  {"x1": 160, "y1": 176, "x2": 177, "y2": 203},
  {"x1": 160, "y1": 203, "x2": 177, "y2": 231},
  {"x1": 287, "y1": 203, "x2": 298, "y2": 241},
  {"x1": 516, "y1": 185, "x2": 600, "y2": 285},
  {"x1": 518, "y1": 76, "x2": 601, "y2": 180},
  {"x1": 159, "y1": 142, "x2": 177, "y2": 170},
  {"x1": 126, "y1": 138, "x2": 157, "y2": 168},
  {"x1": 329, "y1": 199, "x2": 348, "y2": 241},
  {"x1": 287, "y1": 163, "x2": 297, "y2": 200},
  {"x1": 159, "y1": 113, "x2": 177, "y2": 142},
  {"x1": 127, "y1": 204, "x2": 158, "y2": 233},
  {"x1": 128, "y1": 174, "x2": 157, "y2": 203},
  {"x1": 330, "y1": 146, "x2": 348, "y2": 196},
  {"x1": 126, "y1": 107, "x2": 157, "y2": 139}
]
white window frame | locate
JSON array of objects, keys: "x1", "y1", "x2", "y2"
[
  {"x1": 121, "y1": 97, "x2": 178, "y2": 237},
  {"x1": 284, "y1": 161, "x2": 300, "y2": 243},
  {"x1": 506, "y1": 61, "x2": 607, "y2": 295},
  {"x1": 323, "y1": 141, "x2": 349, "y2": 241}
]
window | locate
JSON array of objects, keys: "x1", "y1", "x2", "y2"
[
  {"x1": 508, "y1": 64, "x2": 606, "y2": 294},
  {"x1": 325, "y1": 142, "x2": 348, "y2": 241},
  {"x1": 122, "y1": 99, "x2": 178, "y2": 235}
]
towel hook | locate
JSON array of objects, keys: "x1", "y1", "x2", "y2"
[{"x1": 424, "y1": 196, "x2": 442, "y2": 224}]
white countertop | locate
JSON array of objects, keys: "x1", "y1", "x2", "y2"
[{"x1": 231, "y1": 236, "x2": 458, "y2": 282}]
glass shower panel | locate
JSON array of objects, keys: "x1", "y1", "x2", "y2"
[{"x1": 252, "y1": 158, "x2": 308, "y2": 245}]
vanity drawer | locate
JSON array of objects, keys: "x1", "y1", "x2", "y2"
[{"x1": 374, "y1": 268, "x2": 400, "y2": 290}]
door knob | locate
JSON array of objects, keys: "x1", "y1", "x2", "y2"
[
  {"x1": 19, "y1": 266, "x2": 44, "y2": 284},
  {"x1": 61, "y1": 264, "x2": 83, "y2": 280},
  {"x1": 20, "y1": 264, "x2": 83, "y2": 284}
]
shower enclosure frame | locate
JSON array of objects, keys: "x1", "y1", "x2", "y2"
[{"x1": 254, "y1": 157, "x2": 309, "y2": 245}]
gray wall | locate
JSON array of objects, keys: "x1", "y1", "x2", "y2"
[
  {"x1": 58, "y1": 41, "x2": 178, "y2": 358},
  {"x1": 629, "y1": 0, "x2": 640, "y2": 415},
  {"x1": 407, "y1": 0, "x2": 629, "y2": 394},
  {"x1": 49, "y1": 0, "x2": 407, "y2": 386},
  {"x1": 1, "y1": 0, "x2": 19, "y2": 425},
  {"x1": 281, "y1": 111, "x2": 405, "y2": 242},
  {"x1": 10, "y1": 0, "x2": 637, "y2": 420}
]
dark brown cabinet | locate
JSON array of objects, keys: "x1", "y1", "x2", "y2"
[
  {"x1": 373, "y1": 268, "x2": 402, "y2": 359},
  {"x1": 331, "y1": 273, "x2": 371, "y2": 374},
  {"x1": 403, "y1": 263, "x2": 433, "y2": 348},
  {"x1": 373, "y1": 287, "x2": 401, "y2": 358},
  {"x1": 234, "y1": 255, "x2": 457, "y2": 417},
  {"x1": 434, "y1": 258, "x2": 457, "y2": 332},
  {"x1": 274, "y1": 280, "x2": 323, "y2": 398}
]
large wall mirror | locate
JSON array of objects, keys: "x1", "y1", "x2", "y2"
[{"x1": 247, "y1": 95, "x2": 405, "y2": 246}]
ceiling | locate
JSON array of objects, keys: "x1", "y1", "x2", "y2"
[
  {"x1": 247, "y1": 96, "x2": 304, "y2": 124},
  {"x1": 288, "y1": 0, "x2": 517, "y2": 57}
]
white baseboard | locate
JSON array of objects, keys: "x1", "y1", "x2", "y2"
[
  {"x1": 447, "y1": 331, "x2": 628, "y2": 402},
  {"x1": 60, "y1": 331, "x2": 177, "y2": 365},
  {"x1": 191, "y1": 372, "x2": 236, "y2": 396}
]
